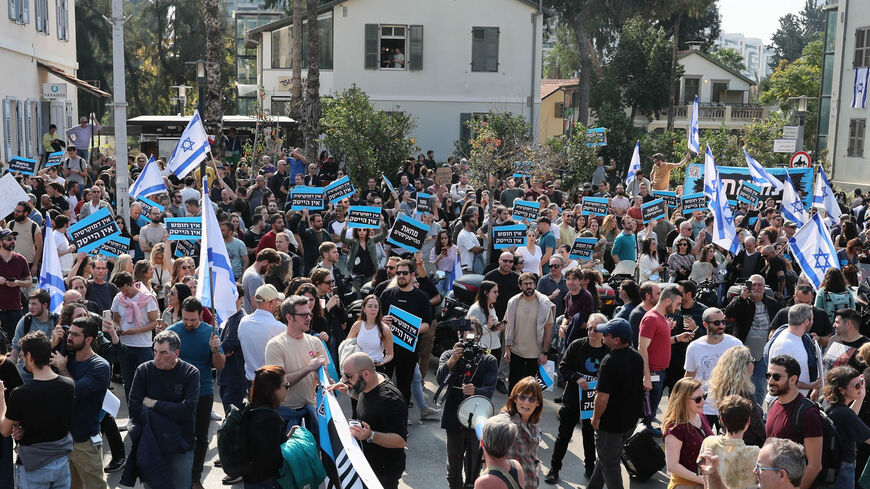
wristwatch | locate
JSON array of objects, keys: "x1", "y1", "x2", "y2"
[{"x1": 367, "y1": 431, "x2": 375, "y2": 443}]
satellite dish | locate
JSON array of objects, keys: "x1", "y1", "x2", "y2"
[{"x1": 457, "y1": 395, "x2": 494, "y2": 438}]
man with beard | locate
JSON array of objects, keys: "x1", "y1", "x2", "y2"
[
  {"x1": 8, "y1": 202, "x2": 42, "y2": 276},
  {"x1": 138, "y1": 206, "x2": 165, "y2": 256},
  {"x1": 504, "y1": 272, "x2": 555, "y2": 392},
  {"x1": 0, "y1": 228, "x2": 33, "y2": 342},
  {"x1": 611, "y1": 217, "x2": 637, "y2": 263},
  {"x1": 10, "y1": 290, "x2": 58, "y2": 380},
  {"x1": 86, "y1": 258, "x2": 118, "y2": 312},
  {"x1": 666, "y1": 280, "x2": 706, "y2": 392},
  {"x1": 49, "y1": 316, "x2": 110, "y2": 489},
  {"x1": 335, "y1": 352, "x2": 407, "y2": 489},
  {"x1": 256, "y1": 214, "x2": 287, "y2": 254},
  {"x1": 485, "y1": 252, "x2": 522, "y2": 393}
]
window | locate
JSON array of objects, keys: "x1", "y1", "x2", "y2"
[
  {"x1": 683, "y1": 77, "x2": 700, "y2": 105},
  {"x1": 554, "y1": 102, "x2": 564, "y2": 119},
  {"x1": 848, "y1": 119, "x2": 865, "y2": 157},
  {"x1": 8, "y1": 0, "x2": 29, "y2": 24},
  {"x1": 57, "y1": 0, "x2": 69, "y2": 41},
  {"x1": 711, "y1": 81, "x2": 728, "y2": 104},
  {"x1": 855, "y1": 27, "x2": 870, "y2": 68},
  {"x1": 2, "y1": 98, "x2": 22, "y2": 162},
  {"x1": 270, "y1": 15, "x2": 334, "y2": 70},
  {"x1": 471, "y1": 27, "x2": 499, "y2": 72},
  {"x1": 271, "y1": 97, "x2": 292, "y2": 117},
  {"x1": 379, "y1": 25, "x2": 406, "y2": 69},
  {"x1": 34, "y1": 0, "x2": 48, "y2": 33},
  {"x1": 364, "y1": 23, "x2": 421, "y2": 70}
]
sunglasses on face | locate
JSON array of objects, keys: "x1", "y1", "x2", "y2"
[
  {"x1": 691, "y1": 394, "x2": 707, "y2": 404},
  {"x1": 850, "y1": 378, "x2": 866, "y2": 389},
  {"x1": 395, "y1": 270, "x2": 411, "y2": 276},
  {"x1": 765, "y1": 372, "x2": 784, "y2": 381},
  {"x1": 707, "y1": 320, "x2": 726, "y2": 326},
  {"x1": 516, "y1": 394, "x2": 539, "y2": 403}
]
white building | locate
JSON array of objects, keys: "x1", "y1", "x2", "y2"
[
  {"x1": 245, "y1": 0, "x2": 543, "y2": 159},
  {"x1": 823, "y1": 0, "x2": 870, "y2": 187},
  {"x1": 716, "y1": 33, "x2": 773, "y2": 80},
  {"x1": 1, "y1": 0, "x2": 108, "y2": 164}
]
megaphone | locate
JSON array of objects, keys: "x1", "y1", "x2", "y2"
[{"x1": 457, "y1": 395, "x2": 494, "y2": 439}]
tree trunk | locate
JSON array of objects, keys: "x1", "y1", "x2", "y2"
[
  {"x1": 569, "y1": 16, "x2": 592, "y2": 126},
  {"x1": 303, "y1": 0, "x2": 320, "y2": 164},
  {"x1": 289, "y1": 0, "x2": 303, "y2": 147},
  {"x1": 666, "y1": 14, "x2": 681, "y2": 132},
  {"x1": 201, "y1": 0, "x2": 225, "y2": 155}
]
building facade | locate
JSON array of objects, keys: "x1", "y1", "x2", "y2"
[{"x1": 715, "y1": 33, "x2": 773, "y2": 81}]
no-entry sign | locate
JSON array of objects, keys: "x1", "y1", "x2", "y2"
[{"x1": 790, "y1": 151, "x2": 811, "y2": 168}]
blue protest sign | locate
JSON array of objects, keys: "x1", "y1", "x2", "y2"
[
  {"x1": 535, "y1": 363, "x2": 554, "y2": 391},
  {"x1": 579, "y1": 380, "x2": 598, "y2": 419},
  {"x1": 348, "y1": 206, "x2": 382, "y2": 229},
  {"x1": 569, "y1": 237, "x2": 599, "y2": 260},
  {"x1": 165, "y1": 217, "x2": 202, "y2": 240},
  {"x1": 492, "y1": 224, "x2": 526, "y2": 249},
  {"x1": 386, "y1": 214, "x2": 428, "y2": 253},
  {"x1": 45, "y1": 151, "x2": 63, "y2": 167},
  {"x1": 66, "y1": 207, "x2": 120, "y2": 253},
  {"x1": 289, "y1": 186, "x2": 325, "y2": 211},
  {"x1": 88, "y1": 235, "x2": 130, "y2": 258},
  {"x1": 135, "y1": 196, "x2": 165, "y2": 223},
  {"x1": 736, "y1": 181, "x2": 762, "y2": 206},
  {"x1": 683, "y1": 163, "x2": 813, "y2": 209},
  {"x1": 512, "y1": 200, "x2": 540, "y2": 221},
  {"x1": 8, "y1": 156, "x2": 38, "y2": 175},
  {"x1": 174, "y1": 239, "x2": 198, "y2": 258},
  {"x1": 641, "y1": 198, "x2": 667, "y2": 223},
  {"x1": 382, "y1": 174, "x2": 397, "y2": 196},
  {"x1": 652, "y1": 191, "x2": 679, "y2": 208},
  {"x1": 681, "y1": 192, "x2": 707, "y2": 214},
  {"x1": 388, "y1": 305, "x2": 422, "y2": 352},
  {"x1": 581, "y1": 197, "x2": 609, "y2": 216},
  {"x1": 586, "y1": 127, "x2": 607, "y2": 146},
  {"x1": 324, "y1": 176, "x2": 355, "y2": 204}
]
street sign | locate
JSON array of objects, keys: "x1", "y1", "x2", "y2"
[
  {"x1": 790, "y1": 151, "x2": 812, "y2": 168},
  {"x1": 782, "y1": 125, "x2": 800, "y2": 140},
  {"x1": 773, "y1": 139, "x2": 797, "y2": 153}
]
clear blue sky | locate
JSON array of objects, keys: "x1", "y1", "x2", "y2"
[{"x1": 719, "y1": 0, "x2": 810, "y2": 44}]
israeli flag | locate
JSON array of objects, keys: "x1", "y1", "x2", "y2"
[
  {"x1": 744, "y1": 147, "x2": 784, "y2": 192},
  {"x1": 165, "y1": 110, "x2": 211, "y2": 179},
  {"x1": 688, "y1": 95, "x2": 700, "y2": 154},
  {"x1": 197, "y1": 176, "x2": 239, "y2": 323},
  {"x1": 129, "y1": 155, "x2": 167, "y2": 200},
  {"x1": 781, "y1": 172, "x2": 810, "y2": 226},
  {"x1": 625, "y1": 141, "x2": 641, "y2": 187},
  {"x1": 852, "y1": 68, "x2": 869, "y2": 109},
  {"x1": 812, "y1": 166, "x2": 842, "y2": 221},
  {"x1": 703, "y1": 147, "x2": 739, "y2": 253},
  {"x1": 788, "y1": 213, "x2": 839, "y2": 291},
  {"x1": 38, "y1": 219, "x2": 65, "y2": 314}
]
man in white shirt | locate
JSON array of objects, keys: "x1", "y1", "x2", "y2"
[
  {"x1": 450, "y1": 174, "x2": 473, "y2": 202},
  {"x1": 456, "y1": 214, "x2": 483, "y2": 274},
  {"x1": 609, "y1": 184, "x2": 631, "y2": 216},
  {"x1": 766, "y1": 303, "x2": 821, "y2": 402},
  {"x1": 238, "y1": 284, "x2": 287, "y2": 381}
]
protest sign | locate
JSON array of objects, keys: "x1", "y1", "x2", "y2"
[
  {"x1": 45, "y1": 151, "x2": 63, "y2": 167},
  {"x1": 8, "y1": 156, "x2": 37, "y2": 175},
  {"x1": 165, "y1": 217, "x2": 202, "y2": 240},
  {"x1": 512, "y1": 200, "x2": 540, "y2": 221},
  {"x1": 135, "y1": 196, "x2": 165, "y2": 223},
  {"x1": 681, "y1": 192, "x2": 707, "y2": 214},
  {"x1": 492, "y1": 224, "x2": 526, "y2": 249},
  {"x1": 0, "y1": 173, "x2": 30, "y2": 221},
  {"x1": 67, "y1": 207, "x2": 120, "y2": 253},
  {"x1": 581, "y1": 197, "x2": 609, "y2": 217},
  {"x1": 382, "y1": 174, "x2": 397, "y2": 196},
  {"x1": 415, "y1": 192, "x2": 431, "y2": 214},
  {"x1": 324, "y1": 176, "x2": 355, "y2": 204},
  {"x1": 435, "y1": 167, "x2": 452, "y2": 186},
  {"x1": 641, "y1": 198, "x2": 667, "y2": 223},
  {"x1": 387, "y1": 305, "x2": 422, "y2": 352},
  {"x1": 89, "y1": 235, "x2": 130, "y2": 258},
  {"x1": 587, "y1": 127, "x2": 607, "y2": 146},
  {"x1": 386, "y1": 214, "x2": 428, "y2": 253},
  {"x1": 653, "y1": 191, "x2": 679, "y2": 208},
  {"x1": 289, "y1": 186, "x2": 325, "y2": 211},
  {"x1": 348, "y1": 206, "x2": 382, "y2": 229},
  {"x1": 174, "y1": 239, "x2": 198, "y2": 258},
  {"x1": 534, "y1": 361, "x2": 556, "y2": 392},
  {"x1": 579, "y1": 380, "x2": 598, "y2": 419},
  {"x1": 569, "y1": 237, "x2": 599, "y2": 260},
  {"x1": 683, "y1": 163, "x2": 813, "y2": 209},
  {"x1": 736, "y1": 181, "x2": 762, "y2": 206}
]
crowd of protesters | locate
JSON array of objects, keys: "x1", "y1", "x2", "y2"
[{"x1": 1, "y1": 131, "x2": 870, "y2": 489}]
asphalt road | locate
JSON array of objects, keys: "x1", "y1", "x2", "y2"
[{"x1": 103, "y1": 356, "x2": 672, "y2": 489}]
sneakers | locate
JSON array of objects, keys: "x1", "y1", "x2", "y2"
[
  {"x1": 222, "y1": 474, "x2": 243, "y2": 485},
  {"x1": 420, "y1": 407, "x2": 442, "y2": 420},
  {"x1": 117, "y1": 420, "x2": 130, "y2": 432},
  {"x1": 544, "y1": 469, "x2": 559, "y2": 484},
  {"x1": 211, "y1": 410, "x2": 222, "y2": 421},
  {"x1": 104, "y1": 457, "x2": 126, "y2": 473}
]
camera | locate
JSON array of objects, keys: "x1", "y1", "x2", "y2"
[
  {"x1": 450, "y1": 318, "x2": 473, "y2": 332},
  {"x1": 460, "y1": 332, "x2": 487, "y2": 367}
]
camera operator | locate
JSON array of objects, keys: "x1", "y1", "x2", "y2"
[{"x1": 436, "y1": 321, "x2": 498, "y2": 489}]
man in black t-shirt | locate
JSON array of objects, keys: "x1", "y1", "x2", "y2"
[
  {"x1": 762, "y1": 245, "x2": 788, "y2": 296},
  {"x1": 340, "y1": 352, "x2": 407, "y2": 489},
  {"x1": 86, "y1": 257, "x2": 119, "y2": 312},
  {"x1": 484, "y1": 252, "x2": 520, "y2": 394},
  {"x1": 0, "y1": 331, "x2": 75, "y2": 488}
]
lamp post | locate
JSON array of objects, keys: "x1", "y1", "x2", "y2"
[
  {"x1": 788, "y1": 95, "x2": 810, "y2": 155},
  {"x1": 187, "y1": 60, "x2": 208, "y2": 188},
  {"x1": 169, "y1": 85, "x2": 191, "y2": 116}
]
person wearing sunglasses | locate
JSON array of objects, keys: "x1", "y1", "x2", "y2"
[
  {"x1": 819, "y1": 366, "x2": 870, "y2": 489},
  {"x1": 768, "y1": 283, "x2": 833, "y2": 348},
  {"x1": 662, "y1": 377, "x2": 713, "y2": 489},
  {"x1": 701, "y1": 437, "x2": 806, "y2": 489},
  {"x1": 495, "y1": 377, "x2": 543, "y2": 489}
]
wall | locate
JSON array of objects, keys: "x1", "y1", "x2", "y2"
[
  {"x1": 679, "y1": 52, "x2": 751, "y2": 104},
  {"x1": 539, "y1": 91, "x2": 564, "y2": 143}
]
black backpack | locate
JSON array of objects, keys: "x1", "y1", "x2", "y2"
[
  {"x1": 217, "y1": 401, "x2": 270, "y2": 478},
  {"x1": 794, "y1": 397, "x2": 842, "y2": 486}
]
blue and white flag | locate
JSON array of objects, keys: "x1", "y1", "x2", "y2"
[
  {"x1": 688, "y1": 95, "x2": 700, "y2": 154},
  {"x1": 744, "y1": 147, "x2": 784, "y2": 192},
  {"x1": 781, "y1": 172, "x2": 810, "y2": 226},
  {"x1": 852, "y1": 68, "x2": 869, "y2": 109},
  {"x1": 446, "y1": 253, "x2": 462, "y2": 292},
  {"x1": 129, "y1": 155, "x2": 167, "y2": 200},
  {"x1": 165, "y1": 110, "x2": 211, "y2": 179},
  {"x1": 788, "y1": 213, "x2": 839, "y2": 291},
  {"x1": 625, "y1": 141, "x2": 641, "y2": 187},
  {"x1": 703, "y1": 147, "x2": 739, "y2": 254},
  {"x1": 812, "y1": 166, "x2": 842, "y2": 221},
  {"x1": 197, "y1": 177, "x2": 238, "y2": 324},
  {"x1": 38, "y1": 218, "x2": 65, "y2": 314}
]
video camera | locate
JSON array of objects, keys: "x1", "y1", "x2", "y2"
[{"x1": 459, "y1": 332, "x2": 488, "y2": 369}]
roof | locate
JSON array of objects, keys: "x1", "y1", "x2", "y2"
[
  {"x1": 677, "y1": 50, "x2": 756, "y2": 86},
  {"x1": 541, "y1": 79, "x2": 579, "y2": 100},
  {"x1": 37, "y1": 62, "x2": 111, "y2": 98}
]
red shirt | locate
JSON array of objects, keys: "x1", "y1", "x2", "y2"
[
  {"x1": 639, "y1": 309, "x2": 671, "y2": 371},
  {"x1": 766, "y1": 393, "x2": 823, "y2": 443},
  {"x1": 256, "y1": 230, "x2": 277, "y2": 254},
  {"x1": 0, "y1": 252, "x2": 30, "y2": 310},
  {"x1": 663, "y1": 416, "x2": 713, "y2": 474}
]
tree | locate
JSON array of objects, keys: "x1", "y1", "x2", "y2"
[
  {"x1": 711, "y1": 47, "x2": 746, "y2": 73},
  {"x1": 289, "y1": 0, "x2": 303, "y2": 146},
  {"x1": 302, "y1": 0, "x2": 321, "y2": 164},
  {"x1": 760, "y1": 40, "x2": 822, "y2": 152},
  {"x1": 201, "y1": 0, "x2": 228, "y2": 154},
  {"x1": 768, "y1": 14, "x2": 806, "y2": 69},
  {"x1": 799, "y1": 0, "x2": 825, "y2": 40},
  {"x1": 320, "y1": 86, "x2": 418, "y2": 186},
  {"x1": 543, "y1": 23, "x2": 581, "y2": 79},
  {"x1": 454, "y1": 111, "x2": 533, "y2": 164}
]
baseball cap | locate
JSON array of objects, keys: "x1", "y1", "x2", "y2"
[
  {"x1": 254, "y1": 284, "x2": 285, "y2": 303},
  {"x1": 783, "y1": 221, "x2": 798, "y2": 229},
  {"x1": 595, "y1": 318, "x2": 632, "y2": 342},
  {"x1": 0, "y1": 229, "x2": 18, "y2": 240}
]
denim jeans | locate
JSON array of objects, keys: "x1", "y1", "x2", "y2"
[
  {"x1": 822, "y1": 460, "x2": 856, "y2": 489},
  {"x1": 220, "y1": 381, "x2": 250, "y2": 414},
  {"x1": 411, "y1": 364, "x2": 428, "y2": 411},
  {"x1": 644, "y1": 370, "x2": 666, "y2": 426},
  {"x1": 193, "y1": 395, "x2": 214, "y2": 482},
  {"x1": 278, "y1": 404, "x2": 318, "y2": 438},
  {"x1": 588, "y1": 428, "x2": 635, "y2": 489},
  {"x1": 752, "y1": 359, "x2": 768, "y2": 406},
  {"x1": 15, "y1": 455, "x2": 70, "y2": 489},
  {"x1": 144, "y1": 449, "x2": 193, "y2": 489},
  {"x1": 121, "y1": 346, "x2": 153, "y2": 402}
]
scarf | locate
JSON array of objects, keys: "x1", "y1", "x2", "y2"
[{"x1": 116, "y1": 284, "x2": 155, "y2": 328}]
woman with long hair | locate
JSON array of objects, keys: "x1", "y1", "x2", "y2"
[
  {"x1": 466, "y1": 280, "x2": 502, "y2": 364},
  {"x1": 347, "y1": 295, "x2": 394, "y2": 368},
  {"x1": 150, "y1": 241, "x2": 172, "y2": 309},
  {"x1": 441, "y1": 195, "x2": 458, "y2": 223},
  {"x1": 430, "y1": 230, "x2": 459, "y2": 295},
  {"x1": 668, "y1": 237, "x2": 696, "y2": 282},
  {"x1": 109, "y1": 254, "x2": 134, "y2": 283},
  {"x1": 837, "y1": 221, "x2": 860, "y2": 248},
  {"x1": 161, "y1": 283, "x2": 192, "y2": 325},
  {"x1": 821, "y1": 366, "x2": 870, "y2": 489},
  {"x1": 662, "y1": 377, "x2": 712, "y2": 489},
  {"x1": 638, "y1": 237, "x2": 663, "y2": 283},
  {"x1": 600, "y1": 215, "x2": 619, "y2": 245},
  {"x1": 311, "y1": 268, "x2": 348, "y2": 360},
  {"x1": 582, "y1": 269, "x2": 602, "y2": 312},
  {"x1": 689, "y1": 244, "x2": 718, "y2": 283},
  {"x1": 68, "y1": 254, "x2": 93, "y2": 282},
  {"x1": 133, "y1": 261, "x2": 156, "y2": 299},
  {"x1": 341, "y1": 222, "x2": 388, "y2": 285},
  {"x1": 496, "y1": 377, "x2": 543, "y2": 489},
  {"x1": 708, "y1": 346, "x2": 765, "y2": 446},
  {"x1": 816, "y1": 268, "x2": 856, "y2": 323},
  {"x1": 170, "y1": 256, "x2": 196, "y2": 286},
  {"x1": 515, "y1": 229, "x2": 542, "y2": 276},
  {"x1": 244, "y1": 365, "x2": 289, "y2": 489}
]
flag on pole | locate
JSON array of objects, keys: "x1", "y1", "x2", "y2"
[
  {"x1": 744, "y1": 147, "x2": 784, "y2": 192},
  {"x1": 787, "y1": 213, "x2": 839, "y2": 291},
  {"x1": 446, "y1": 252, "x2": 463, "y2": 289},
  {"x1": 625, "y1": 141, "x2": 641, "y2": 187},
  {"x1": 781, "y1": 172, "x2": 810, "y2": 226},
  {"x1": 852, "y1": 67, "x2": 869, "y2": 109},
  {"x1": 812, "y1": 166, "x2": 841, "y2": 221},
  {"x1": 688, "y1": 95, "x2": 700, "y2": 154},
  {"x1": 317, "y1": 367, "x2": 384, "y2": 489},
  {"x1": 38, "y1": 219, "x2": 65, "y2": 314},
  {"x1": 197, "y1": 176, "x2": 238, "y2": 324},
  {"x1": 703, "y1": 146, "x2": 739, "y2": 254},
  {"x1": 129, "y1": 155, "x2": 168, "y2": 199},
  {"x1": 165, "y1": 110, "x2": 211, "y2": 179}
]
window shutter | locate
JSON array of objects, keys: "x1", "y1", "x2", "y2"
[
  {"x1": 2, "y1": 99, "x2": 12, "y2": 162},
  {"x1": 484, "y1": 27, "x2": 499, "y2": 72},
  {"x1": 471, "y1": 28, "x2": 483, "y2": 71},
  {"x1": 409, "y1": 25, "x2": 423, "y2": 71},
  {"x1": 364, "y1": 24, "x2": 379, "y2": 69},
  {"x1": 34, "y1": 0, "x2": 42, "y2": 30},
  {"x1": 460, "y1": 113, "x2": 472, "y2": 142},
  {"x1": 65, "y1": 100, "x2": 73, "y2": 130},
  {"x1": 17, "y1": 101, "x2": 25, "y2": 159},
  {"x1": 24, "y1": 100, "x2": 33, "y2": 158},
  {"x1": 20, "y1": 0, "x2": 28, "y2": 24},
  {"x1": 8, "y1": 0, "x2": 16, "y2": 22}
]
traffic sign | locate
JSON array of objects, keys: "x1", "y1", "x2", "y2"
[
  {"x1": 790, "y1": 151, "x2": 811, "y2": 168},
  {"x1": 782, "y1": 125, "x2": 800, "y2": 140},
  {"x1": 773, "y1": 139, "x2": 797, "y2": 153}
]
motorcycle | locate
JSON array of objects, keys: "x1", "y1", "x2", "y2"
[{"x1": 432, "y1": 273, "x2": 484, "y2": 358}]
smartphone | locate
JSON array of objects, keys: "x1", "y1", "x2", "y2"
[
  {"x1": 744, "y1": 280, "x2": 753, "y2": 289},
  {"x1": 102, "y1": 311, "x2": 112, "y2": 323},
  {"x1": 348, "y1": 420, "x2": 362, "y2": 429}
]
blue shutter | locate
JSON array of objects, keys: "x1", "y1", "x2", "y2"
[
  {"x1": 364, "y1": 24, "x2": 379, "y2": 69},
  {"x1": 409, "y1": 25, "x2": 423, "y2": 71},
  {"x1": 20, "y1": 0, "x2": 28, "y2": 24},
  {"x1": 24, "y1": 100, "x2": 34, "y2": 158},
  {"x1": 2, "y1": 99, "x2": 12, "y2": 162}
]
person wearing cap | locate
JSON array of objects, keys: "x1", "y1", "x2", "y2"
[
  {"x1": 0, "y1": 228, "x2": 31, "y2": 343},
  {"x1": 238, "y1": 284, "x2": 287, "y2": 382},
  {"x1": 587, "y1": 318, "x2": 644, "y2": 489}
]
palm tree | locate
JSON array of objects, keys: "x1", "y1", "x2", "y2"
[
  {"x1": 201, "y1": 0, "x2": 225, "y2": 154},
  {"x1": 302, "y1": 0, "x2": 320, "y2": 163}
]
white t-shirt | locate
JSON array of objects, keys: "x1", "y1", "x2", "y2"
[
  {"x1": 238, "y1": 309, "x2": 287, "y2": 381},
  {"x1": 53, "y1": 229, "x2": 74, "y2": 272},
  {"x1": 180, "y1": 186, "x2": 201, "y2": 203},
  {"x1": 456, "y1": 228, "x2": 480, "y2": 271},
  {"x1": 515, "y1": 245, "x2": 542, "y2": 275},
  {"x1": 684, "y1": 334, "x2": 743, "y2": 415},
  {"x1": 766, "y1": 331, "x2": 812, "y2": 403},
  {"x1": 110, "y1": 292, "x2": 159, "y2": 347}
]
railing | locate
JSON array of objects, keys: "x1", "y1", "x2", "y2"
[{"x1": 642, "y1": 104, "x2": 768, "y2": 125}]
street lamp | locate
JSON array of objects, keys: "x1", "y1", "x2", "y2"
[
  {"x1": 170, "y1": 85, "x2": 191, "y2": 116},
  {"x1": 186, "y1": 60, "x2": 208, "y2": 187},
  {"x1": 788, "y1": 95, "x2": 811, "y2": 154}
]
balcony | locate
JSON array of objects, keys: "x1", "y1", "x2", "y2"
[{"x1": 639, "y1": 103, "x2": 769, "y2": 131}]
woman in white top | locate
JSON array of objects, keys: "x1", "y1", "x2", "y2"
[
  {"x1": 53, "y1": 215, "x2": 75, "y2": 274},
  {"x1": 689, "y1": 244, "x2": 718, "y2": 283},
  {"x1": 346, "y1": 295, "x2": 394, "y2": 368},
  {"x1": 150, "y1": 242, "x2": 172, "y2": 309},
  {"x1": 638, "y1": 237, "x2": 663, "y2": 283},
  {"x1": 515, "y1": 228, "x2": 542, "y2": 276},
  {"x1": 466, "y1": 280, "x2": 503, "y2": 362}
]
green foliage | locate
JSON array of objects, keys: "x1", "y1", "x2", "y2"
[
  {"x1": 711, "y1": 47, "x2": 746, "y2": 73},
  {"x1": 639, "y1": 130, "x2": 686, "y2": 178},
  {"x1": 702, "y1": 123, "x2": 741, "y2": 166},
  {"x1": 543, "y1": 23, "x2": 581, "y2": 79},
  {"x1": 658, "y1": 2, "x2": 721, "y2": 52},
  {"x1": 454, "y1": 111, "x2": 532, "y2": 164},
  {"x1": 320, "y1": 86, "x2": 418, "y2": 186},
  {"x1": 760, "y1": 39, "x2": 821, "y2": 152},
  {"x1": 768, "y1": 1, "x2": 824, "y2": 70},
  {"x1": 463, "y1": 113, "x2": 535, "y2": 196},
  {"x1": 743, "y1": 113, "x2": 791, "y2": 167},
  {"x1": 558, "y1": 123, "x2": 602, "y2": 189},
  {"x1": 593, "y1": 103, "x2": 642, "y2": 176}
]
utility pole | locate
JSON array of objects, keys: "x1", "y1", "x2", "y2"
[{"x1": 107, "y1": 0, "x2": 130, "y2": 227}]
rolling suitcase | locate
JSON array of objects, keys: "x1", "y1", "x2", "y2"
[{"x1": 620, "y1": 426, "x2": 666, "y2": 481}]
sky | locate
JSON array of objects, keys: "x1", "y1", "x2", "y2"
[{"x1": 718, "y1": 0, "x2": 810, "y2": 44}]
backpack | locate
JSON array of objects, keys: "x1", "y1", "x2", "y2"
[
  {"x1": 822, "y1": 290, "x2": 852, "y2": 323},
  {"x1": 761, "y1": 325, "x2": 819, "y2": 383},
  {"x1": 217, "y1": 402, "x2": 269, "y2": 479},
  {"x1": 278, "y1": 426, "x2": 326, "y2": 489},
  {"x1": 794, "y1": 397, "x2": 842, "y2": 486},
  {"x1": 21, "y1": 313, "x2": 60, "y2": 337}
]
